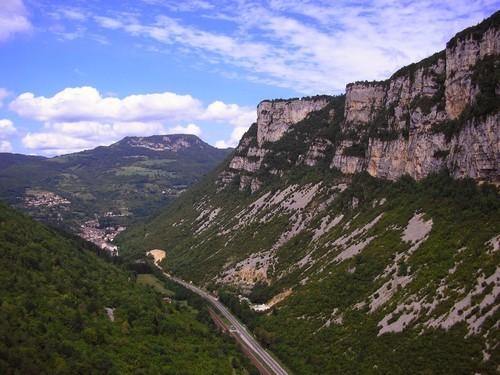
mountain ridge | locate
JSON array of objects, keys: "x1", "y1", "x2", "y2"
[
  {"x1": 219, "y1": 11, "x2": 499, "y2": 193},
  {"x1": 119, "y1": 12, "x2": 500, "y2": 374},
  {"x1": 0, "y1": 134, "x2": 232, "y2": 232}
]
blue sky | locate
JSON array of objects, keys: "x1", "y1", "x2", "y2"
[{"x1": 0, "y1": 0, "x2": 498, "y2": 155}]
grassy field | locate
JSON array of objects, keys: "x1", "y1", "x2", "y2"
[
  {"x1": 114, "y1": 166, "x2": 174, "y2": 177},
  {"x1": 137, "y1": 274, "x2": 175, "y2": 296}
]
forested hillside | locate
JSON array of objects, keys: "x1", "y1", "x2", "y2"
[
  {"x1": 0, "y1": 134, "x2": 231, "y2": 229},
  {"x1": 0, "y1": 202, "x2": 254, "y2": 374}
]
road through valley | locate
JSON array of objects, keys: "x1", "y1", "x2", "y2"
[{"x1": 158, "y1": 269, "x2": 289, "y2": 375}]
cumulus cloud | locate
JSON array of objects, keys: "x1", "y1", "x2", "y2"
[
  {"x1": 0, "y1": 140, "x2": 13, "y2": 152},
  {"x1": 22, "y1": 133, "x2": 94, "y2": 155},
  {"x1": 22, "y1": 120, "x2": 172, "y2": 155},
  {"x1": 200, "y1": 101, "x2": 255, "y2": 148},
  {"x1": 10, "y1": 86, "x2": 255, "y2": 155},
  {"x1": 9, "y1": 86, "x2": 201, "y2": 122},
  {"x1": 201, "y1": 101, "x2": 256, "y2": 127},
  {"x1": 215, "y1": 126, "x2": 248, "y2": 149},
  {"x1": 50, "y1": 120, "x2": 167, "y2": 140},
  {"x1": 167, "y1": 123, "x2": 202, "y2": 136},
  {"x1": 0, "y1": 119, "x2": 16, "y2": 137},
  {"x1": 0, "y1": 0, "x2": 32, "y2": 41},
  {"x1": 0, "y1": 119, "x2": 15, "y2": 153}
]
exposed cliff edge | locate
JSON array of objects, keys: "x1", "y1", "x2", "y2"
[
  {"x1": 119, "y1": 13, "x2": 500, "y2": 374},
  {"x1": 219, "y1": 11, "x2": 499, "y2": 190}
]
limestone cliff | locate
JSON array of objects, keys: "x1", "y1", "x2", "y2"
[
  {"x1": 257, "y1": 98, "x2": 330, "y2": 146},
  {"x1": 219, "y1": 12, "x2": 499, "y2": 190}
]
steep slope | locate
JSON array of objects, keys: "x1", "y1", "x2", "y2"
[
  {"x1": 0, "y1": 134, "x2": 231, "y2": 229},
  {"x1": 0, "y1": 202, "x2": 254, "y2": 374},
  {"x1": 119, "y1": 12, "x2": 500, "y2": 374},
  {"x1": 219, "y1": 11, "x2": 499, "y2": 190}
]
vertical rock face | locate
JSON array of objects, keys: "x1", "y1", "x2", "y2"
[
  {"x1": 219, "y1": 98, "x2": 331, "y2": 190},
  {"x1": 218, "y1": 12, "x2": 499, "y2": 191},
  {"x1": 344, "y1": 83, "x2": 386, "y2": 125},
  {"x1": 331, "y1": 140, "x2": 366, "y2": 174},
  {"x1": 447, "y1": 114, "x2": 500, "y2": 181},
  {"x1": 367, "y1": 133, "x2": 448, "y2": 181},
  {"x1": 445, "y1": 27, "x2": 500, "y2": 119},
  {"x1": 388, "y1": 55, "x2": 447, "y2": 129},
  {"x1": 256, "y1": 98, "x2": 330, "y2": 146}
]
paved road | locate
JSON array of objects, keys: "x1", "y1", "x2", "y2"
[{"x1": 159, "y1": 269, "x2": 289, "y2": 375}]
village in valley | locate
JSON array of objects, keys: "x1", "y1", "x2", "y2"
[
  {"x1": 23, "y1": 189, "x2": 125, "y2": 256},
  {"x1": 79, "y1": 216, "x2": 126, "y2": 256}
]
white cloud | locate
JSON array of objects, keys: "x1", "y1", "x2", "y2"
[
  {"x1": 50, "y1": 120, "x2": 167, "y2": 140},
  {"x1": 28, "y1": 120, "x2": 169, "y2": 154},
  {"x1": 0, "y1": 0, "x2": 31, "y2": 41},
  {"x1": 10, "y1": 86, "x2": 255, "y2": 155},
  {"x1": 201, "y1": 101, "x2": 256, "y2": 127},
  {"x1": 0, "y1": 119, "x2": 16, "y2": 137},
  {"x1": 22, "y1": 133, "x2": 95, "y2": 155},
  {"x1": 9, "y1": 86, "x2": 202, "y2": 122},
  {"x1": 167, "y1": 123, "x2": 202, "y2": 136},
  {"x1": 0, "y1": 140, "x2": 13, "y2": 152},
  {"x1": 215, "y1": 126, "x2": 248, "y2": 148},
  {"x1": 60, "y1": 8, "x2": 87, "y2": 21},
  {"x1": 94, "y1": 16, "x2": 123, "y2": 30},
  {"x1": 145, "y1": 0, "x2": 214, "y2": 12},
  {"x1": 200, "y1": 101, "x2": 255, "y2": 147},
  {"x1": 91, "y1": 1, "x2": 497, "y2": 93},
  {"x1": 49, "y1": 6, "x2": 88, "y2": 22}
]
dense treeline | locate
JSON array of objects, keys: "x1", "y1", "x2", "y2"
[{"x1": 0, "y1": 202, "x2": 253, "y2": 374}]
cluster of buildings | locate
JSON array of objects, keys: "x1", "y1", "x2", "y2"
[
  {"x1": 79, "y1": 218, "x2": 126, "y2": 256},
  {"x1": 24, "y1": 190, "x2": 71, "y2": 208},
  {"x1": 23, "y1": 189, "x2": 126, "y2": 257}
]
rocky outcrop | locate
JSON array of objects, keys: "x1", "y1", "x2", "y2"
[
  {"x1": 445, "y1": 26, "x2": 500, "y2": 119},
  {"x1": 229, "y1": 147, "x2": 267, "y2": 173},
  {"x1": 219, "y1": 12, "x2": 499, "y2": 190},
  {"x1": 361, "y1": 20, "x2": 499, "y2": 183},
  {"x1": 344, "y1": 83, "x2": 386, "y2": 125},
  {"x1": 447, "y1": 113, "x2": 500, "y2": 181},
  {"x1": 220, "y1": 98, "x2": 331, "y2": 190},
  {"x1": 257, "y1": 98, "x2": 329, "y2": 146},
  {"x1": 331, "y1": 141, "x2": 366, "y2": 174},
  {"x1": 302, "y1": 138, "x2": 332, "y2": 167},
  {"x1": 124, "y1": 134, "x2": 203, "y2": 152},
  {"x1": 367, "y1": 133, "x2": 447, "y2": 181},
  {"x1": 365, "y1": 113, "x2": 499, "y2": 182}
]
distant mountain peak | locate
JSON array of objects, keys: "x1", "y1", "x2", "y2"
[{"x1": 119, "y1": 134, "x2": 205, "y2": 152}]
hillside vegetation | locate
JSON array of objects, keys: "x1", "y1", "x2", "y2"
[
  {"x1": 120, "y1": 170, "x2": 500, "y2": 373},
  {"x1": 0, "y1": 202, "x2": 254, "y2": 374},
  {"x1": 118, "y1": 12, "x2": 500, "y2": 373},
  {"x1": 0, "y1": 135, "x2": 231, "y2": 229}
]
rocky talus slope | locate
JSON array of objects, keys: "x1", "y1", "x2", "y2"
[{"x1": 120, "y1": 12, "x2": 500, "y2": 375}]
